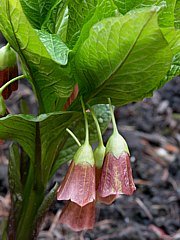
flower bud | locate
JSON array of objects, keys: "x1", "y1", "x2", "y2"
[{"x1": 0, "y1": 44, "x2": 18, "y2": 99}]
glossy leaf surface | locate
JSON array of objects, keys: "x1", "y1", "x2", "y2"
[{"x1": 75, "y1": 8, "x2": 172, "y2": 106}]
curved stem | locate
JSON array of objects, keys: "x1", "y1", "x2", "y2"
[
  {"x1": 108, "y1": 98, "x2": 118, "y2": 135},
  {"x1": 80, "y1": 97, "x2": 89, "y2": 144},
  {"x1": 0, "y1": 75, "x2": 25, "y2": 93},
  {"x1": 88, "y1": 105, "x2": 104, "y2": 147},
  {"x1": 66, "y1": 128, "x2": 81, "y2": 147}
]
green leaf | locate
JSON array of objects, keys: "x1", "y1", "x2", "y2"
[
  {"x1": 36, "y1": 30, "x2": 71, "y2": 65},
  {"x1": 0, "y1": 115, "x2": 36, "y2": 160},
  {"x1": 0, "y1": 0, "x2": 74, "y2": 113},
  {"x1": 158, "y1": 0, "x2": 177, "y2": 27},
  {"x1": 73, "y1": 0, "x2": 120, "y2": 52},
  {"x1": 41, "y1": 0, "x2": 68, "y2": 42},
  {"x1": 65, "y1": 0, "x2": 98, "y2": 46},
  {"x1": 160, "y1": 28, "x2": 180, "y2": 84},
  {"x1": 0, "y1": 111, "x2": 80, "y2": 182},
  {"x1": 74, "y1": 8, "x2": 173, "y2": 106},
  {"x1": 51, "y1": 104, "x2": 111, "y2": 177},
  {"x1": 19, "y1": 0, "x2": 57, "y2": 29},
  {"x1": 175, "y1": 0, "x2": 180, "y2": 29},
  {"x1": 113, "y1": 0, "x2": 177, "y2": 28},
  {"x1": 113, "y1": 0, "x2": 157, "y2": 14}
]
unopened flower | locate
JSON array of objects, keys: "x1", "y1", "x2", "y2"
[
  {"x1": 0, "y1": 44, "x2": 18, "y2": 99},
  {"x1": 59, "y1": 200, "x2": 96, "y2": 231}
]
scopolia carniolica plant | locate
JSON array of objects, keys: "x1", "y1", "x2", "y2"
[{"x1": 0, "y1": 0, "x2": 179, "y2": 239}]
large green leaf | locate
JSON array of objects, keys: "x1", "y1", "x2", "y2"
[
  {"x1": 0, "y1": 0, "x2": 74, "y2": 113},
  {"x1": 65, "y1": 0, "x2": 98, "y2": 46},
  {"x1": 0, "y1": 111, "x2": 79, "y2": 181},
  {"x1": 73, "y1": 0, "x2": 120, "y2": 52},
  {"x1": 113, "y1": 0, "x2": 177, "y2": 27},
  {"x1": 19, "y1": 0, "x2": 57, "y2": 29},
  {"x1": 74, "y1": 8, "x2": 173, "y2": 107}
]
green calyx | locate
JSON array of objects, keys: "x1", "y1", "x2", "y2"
[
  {"x1": 74, "y1": 142, "x2": 94, "y2": 166},
  {"x1": 94, "y1": 144, "x2": 106, "y2": 169},
  {"x1": 0, "y1": 44, "x2": 17, "y2": 70},
  {"x1": 73, "y1": 98, "x2": 95, "y2": 166},
  {"x1": 106, "y1": 131, "x2": 129, "y2": 158},
  {"x1": 106, "y1": 98, "x2": 129, "y2": 158},
  {"x1": 0, "y1": 94, "x2": 6, "y2": 116}
]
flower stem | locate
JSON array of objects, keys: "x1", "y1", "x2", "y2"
[
  {"x1": 66, "y1": 128, "x2": 81, "y2": 147},
  {"x1": 108, "y1": 98, "x2": 118, "y2": 135},
  {"x1": 81, "y1": 97, "x2": 89, "y2": 144},
  {"x1": 0, "y1": 75, "x2": 25, "y2": 93},
  {"x1": 88, "y1": 105, "x2": 104, "y2": 147}
]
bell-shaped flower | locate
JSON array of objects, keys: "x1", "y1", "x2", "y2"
[
  {"x1": 57, "y1": 142, "x2": 95, "y2": 207},
  {"x1": 94, "y1": 141, "x2": 117, "y2": 205},
  {"x1": 96, "y1": 166, "x2": 117, "y2": 205},
  {"x1": 59, "y1": 200, "x2": 96, "y2": 231},
  {"x1": 98, "y1": 99, "x2": 136, "y2": 198}
]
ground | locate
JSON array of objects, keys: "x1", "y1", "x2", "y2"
[{"x1": 0, "y1": 76, "x2": 180, "y2": 240}]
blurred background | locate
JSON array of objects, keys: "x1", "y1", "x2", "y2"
[{"x1": 0, "y1": 32, "x2": 180, "y2": 240}]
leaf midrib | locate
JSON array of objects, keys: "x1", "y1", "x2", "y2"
[{"x1": 88, "y1": 10, "x2": 156, "y2": 101}]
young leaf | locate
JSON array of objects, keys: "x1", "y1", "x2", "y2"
[
  {"x1": 74, "y1": 8, "x2": 172, "y2": 106},
  {"x1": 36, "y1": 30, "x2": 71, "y2": 65}
]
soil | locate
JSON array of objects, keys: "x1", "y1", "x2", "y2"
[{"x1": 0, "y1": 49, "x2": 179, "y2": 240}]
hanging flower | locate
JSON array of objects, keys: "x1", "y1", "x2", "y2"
[
  {"x1": 59, "y1": 200, "x2": 96, "y2": 231},
  {"x1": 57, "y1": 153, "x2": 95, "y2": 207},
  {"x1": 97, "y1": 99, "x2": 136, "y2": 198},
  {"x1": 57, "y1": 98, "x2": 95, "y2": 207},
  {"x1": 98, "y1": 151, "x2": 136, "y2": 197},
  {"x1": 96, "y1": 166, "x2": 117, "y2": 205}
]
